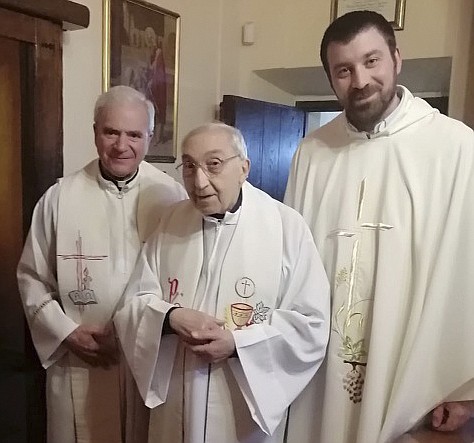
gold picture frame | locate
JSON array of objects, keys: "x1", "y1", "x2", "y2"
[
  {"x1": 102, "y1": 0, "x2": 180, "y2": 162},
  {"x1": 331, "y1": 0, "x2": 406, "y2": 30}
]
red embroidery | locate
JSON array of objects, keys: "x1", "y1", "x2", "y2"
[{"x1": 168, "y1": 277, "x2": 179, "y2": 303}]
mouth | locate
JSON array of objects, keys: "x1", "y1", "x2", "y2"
[
  {"x1": 352, "y1": 92, "x2": 375, "y2": 103},
  {"x1": 350, "y1": 86, "x2": 379, "y2": 103},
  {"x1": 195, "y1": 194, "x2": 214, "y2": 201}
]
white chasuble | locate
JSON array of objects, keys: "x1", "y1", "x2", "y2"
[
  {"x1": 285, "y1": 86, "x2": 474, "y2": 443},
  {"x1": 18, "y1": 159, "x2": 186, "y2": 443},
  {"x1": 115, "y1": 181, "x2": 330, "y2": 443}
]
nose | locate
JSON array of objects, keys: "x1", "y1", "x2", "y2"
[
  {"x1": 351, "y1": 66, "x2": 370, "y2": 90},
  {"x1": 193, "y1": 165, "x2": 210, "y2": 190},
  {"x1": 114, "y1": 132, "x2": 128, "y2": 152}
]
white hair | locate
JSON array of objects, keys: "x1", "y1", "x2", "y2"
[
  {"x1": 94, "y1": 85, "x2": 155, "y2": 133},
  {"x1": 181, "y1": 122, "x2": 248, "y2": 159}
]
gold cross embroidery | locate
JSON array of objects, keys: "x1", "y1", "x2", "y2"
[
  {"x1": 329, "y1": 178, "x2": 393, "y2": 312},
  {"x1": 328, "y1": 178, "x2": 394, "y2": 401}
]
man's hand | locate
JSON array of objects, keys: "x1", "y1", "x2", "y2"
[
  {"x1": 64, "y1": 324, "x2": 119, "y2": 368},
  {"x1": 169, "y1": 308, "x2": 224, "y2": 345},
  {"x1": 186, "y1": 328, "x2": 236, "y2": 364},
  {"x1": 431, "y1": 401, "x2": 474, "y2": 432}
]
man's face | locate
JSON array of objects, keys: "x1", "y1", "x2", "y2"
[
  {"x1": 327, "y1": 27, "x2": 401, "y2": 132},
  {"x1": 94, "y1": 101, "x2": 151, "y2": 178},
  {"x1": 182, "y1": 129, "x2": 250, "y2": 216}
]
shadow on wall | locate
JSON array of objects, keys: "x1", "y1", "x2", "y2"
[{"x1": 463, "y1": 7, "x2": 474, "y2": 128}]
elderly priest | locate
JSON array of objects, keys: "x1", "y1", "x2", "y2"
[
  {"x1": 114, "y1": 122, "x2": 330, "y2": 443},
  {"x1": 17, "y1": 86, "x2": 187, "y2": 443}
]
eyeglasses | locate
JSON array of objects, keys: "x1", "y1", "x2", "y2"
[{"x1": 176, "y1": 154, "x2": 240, "y2": 178}]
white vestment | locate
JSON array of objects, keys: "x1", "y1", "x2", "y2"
[
  {"x1": 17, "y1": 159, "x2": 187, "y2": 443},
  {"x1": 114, "y1": 181, "x2": 330, "y2": 443},
  {"x1": 284, "y1": 86, "x2": 474, "y2": 443}
]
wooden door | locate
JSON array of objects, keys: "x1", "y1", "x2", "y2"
[
  {"x1": 220, "y1": 95, "x2": 305, "y2": 202},
  {"x1": 0, "y1": 32, "x2": 28, "y2": 443},
  {"x1": 0, "y1": 7, "x2": 63, "y2": 442}
]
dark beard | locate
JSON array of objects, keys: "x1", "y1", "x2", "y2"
[{"x1": 346, "y1": 83, "x2": 397, "y2": 132}]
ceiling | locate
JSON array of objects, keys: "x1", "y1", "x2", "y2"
[{"x1": 254, "y1": 57, "x2": 452, "y2": 98}]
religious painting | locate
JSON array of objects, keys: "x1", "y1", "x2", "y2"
[
  {"x1": 103, "y1": 0, "x2": 180, "y2": 162},
  {"x1": 331, "y1": 0, "x2": 406, "y2": 30}
]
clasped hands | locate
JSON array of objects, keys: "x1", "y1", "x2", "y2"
[
  {"x1": 64, "y1": 323, "x2": 119, "y2": 368},
  {"x1": 431, "y1": 400, "x2": 474, "y2": 432},
  {"x1": 169, "y1": 307, "x2": 236, "y2": 364}
]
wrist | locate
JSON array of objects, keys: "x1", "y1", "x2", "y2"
[{"x1": 163, "y1": 306, "x2": 182, "y2": 335}]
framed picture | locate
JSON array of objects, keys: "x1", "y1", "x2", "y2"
[
  {"x1": 331, "y1": 0, "x2": 406, "y2": 30},
  {"x1": 103, "y1": 0, "x2": 180, "y2": 162}
]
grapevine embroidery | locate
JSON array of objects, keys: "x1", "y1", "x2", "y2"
[
  {"x1": 343, "y1": 361, "x2": 367, "y2": 404},
  {"x1": 252, "y1": 301, "x2": 270, "y2": 324},
  {"x1": 333, "y1": 266, "x2": 371, "y2": 404}
]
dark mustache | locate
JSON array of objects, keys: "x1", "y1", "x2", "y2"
[{"x1": 350, "y1": 86, "x2": 378, "y2": 101}]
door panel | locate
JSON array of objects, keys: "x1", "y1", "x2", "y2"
[
  {"x1": 0, "y1": 7, "x2": 63, "y2": 442},
  {"x1": 220, "y1": 95, "x2": 305, "y2": 202},
  {"x1": 0, "y1": 33, "x2": 27, "y2": 443}
]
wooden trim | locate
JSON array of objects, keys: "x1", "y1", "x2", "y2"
[
  {"x1": 34, "y1": 18, "x2": 63, "y2": 192},
  {"x1": 295, "y1": 100, "x2": 342, "y2": 112},
  {"x1": 296, "y1": 97, "x2": 449, "y2": 115},
  {"x1": 0, "y1": 0, "x2": 89, "y2": 30},
  {"x1": 0, "y1": 7, "x2": 36, "y2": 42},
  {"x1": 11, "y1": 14, "x2": 64, "y2": 233}
]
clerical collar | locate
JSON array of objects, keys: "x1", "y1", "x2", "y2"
[
  {"x1": 348, "y1": 86, "x2": 404, "y2": 137},
  {"x1": 209, "y1": 189, "x2": 243, "y2": 219},
  {"x1": 99, "y1": 162, "x2": 139, "y2": 190}
]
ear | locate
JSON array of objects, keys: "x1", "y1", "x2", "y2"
[
  {"x1": 93, "y1": 123, "x2": 98, "y2": 137},
  {"x1": 145, "y1": 130, "x2": 153, "y2": 151},
  {"x1": 394, "y1": 48, "x2": 402, "y2": 75},
  {"x1": 240, "y1": 158, "x2": 251, "y2": 184}
]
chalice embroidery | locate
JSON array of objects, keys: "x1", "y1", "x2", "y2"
[
  {"x1": 229, "y1": 301, "x2": 271, "y2": 329},
  {"x1": 230, "y1": 303, "x2": 254, "y2": 329}
]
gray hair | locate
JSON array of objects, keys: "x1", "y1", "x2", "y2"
[
  {"x1": 181, "y1": 122, "x2": 248, "y2": 159},
  {"x1": 94, "y1": 85, "x2": 155, "y2": 133}
]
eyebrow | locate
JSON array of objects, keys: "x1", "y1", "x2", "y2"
[
  {"x1": 332, "y1": 49, "x2": 383, "y2": 71},
  {"x1": 102, "y1": 126, "x2": 145, "y2": 137},
  {"x1": 363, "y1": 49, "x2": 383, "y2": 59},
  {"x1": 182, "y1": 150, "x2": 226, "y2": 160}
]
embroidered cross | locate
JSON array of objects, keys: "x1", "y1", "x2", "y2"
[
  {"x1": 235, "y1": 277, "x2": 255, "y2": 298},
  {"x1": 329, "y1": 178, "x2": 394, "y2": 402},
  {"x1": 58, "y1": 231, "x2": 107, "y2": 305},
  {"x1": 329, "y1": 178, "x2": 394, "y2": 313},
  {"x1": 329, "y1": 178, "x2": 393, "y2": 404}
]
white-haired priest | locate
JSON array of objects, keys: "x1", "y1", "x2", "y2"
[{"x1": 17, "y1": 86, "x2": 187, "y2": 443}]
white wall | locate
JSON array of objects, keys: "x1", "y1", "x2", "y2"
[
  {"x1": 63, "y1": 0, "x2": 474, "y2": 176},
  {"x1": 232, "y1": 0, "x2": 474, "y2": 119},
  {"x1": 63, "y1": 0, "x2": 102, "y2": 175},
  {"x1": 63, "y1": 0, "x2": 222, "y2": 180}
]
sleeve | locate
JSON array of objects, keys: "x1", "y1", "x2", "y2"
[
  {"x1": 175, "y1": 180, "x2": 189, "y2": 201},
  {"x1": 283, "y1": 145, "x2": 299, "y2": 208},
  {"x1": 114, "y1": 231, "x2": 178, "y2": 408},
  {"x1": 228, "y1": 210, "x2": 330, "y2": 435},
  {"x1": 16, "y1": 184, "x2": 79, "y2": 368},
  {"x1": 283, "y1": 140, "x2": 308, "y2": 213}
]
